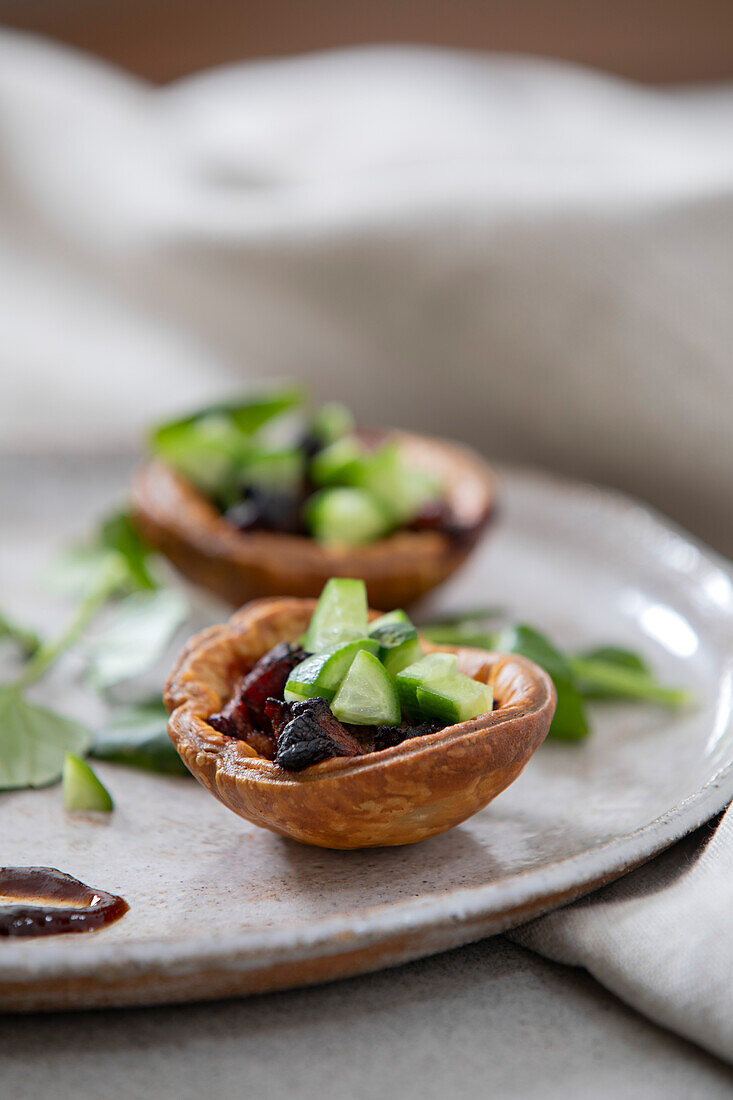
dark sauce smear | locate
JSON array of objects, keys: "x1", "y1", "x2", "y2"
[{"x1": 0, "y1": 867, "x2": 129, "y2": 937}]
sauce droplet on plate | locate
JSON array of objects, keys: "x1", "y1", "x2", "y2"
[{"x1": 0, "y1": 867, "x2": 128, "y2": 936}]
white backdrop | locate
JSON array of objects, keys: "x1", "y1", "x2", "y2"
[{"x1": 1, "y1": 32, "x2": 732, "y2": 549}]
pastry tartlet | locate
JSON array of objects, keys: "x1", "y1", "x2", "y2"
[
  {"x1": 165, "y1": 597, "x2": 556, "y2": 849},
  {"x1": 132, "y1": 430, "x2": 495, "y2": 609}
]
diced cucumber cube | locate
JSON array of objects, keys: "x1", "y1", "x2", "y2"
[
  {"x1": 63, "y1": 753, "x2": 113, "y2": 813},
  {"x1": 284, "y1": 639, "x2": 379, "y2": 702},
  {"x1": 305, "y1": 488, "x2": 392, "y2": 546},
  {"x1": 310, "y1": 403, "x2": 355, "y2": 447},
  {"x1": 241, "y1": 447, "x2": 304, "y2": 494},
  {"x1": 304, "y1": 578, "x2": 369, "y2": 653},
  {"x1": 350, "y1": 443, "x2": 442, "y2": 524},
  {"x1": 310, "y1": 437, "x2": 367, "y2": 486},
  {"x1": 416, "y1": 675, "x2": 494, "y2": 725},
  {"x1": 368, "y1": 609, "x2": 412, "y2": 633},
  {"x1": 151, "y1": 414, "x2": 254, "y2": 500},
  {"x1": 369, "y1": 621, "x2": 423, "y2": 676},
  {"x1": 383, "y1": 637, "x2": 423, "y2": 677},
  {"x1": 331, "y1": 650, "x2": 401, "y2": 726},
  {"x1": 396, "y1": 652, "x2": 459, "y2": 717},
  {"x1": 283, "y1": 687, "x2": 310, "y2": 703}
]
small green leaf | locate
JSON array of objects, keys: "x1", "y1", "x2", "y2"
[
  {"x1": 153, "y1": 388, "x2": 304, "y2": 438},
  {"x1": 0, "y1": 688, "x2": 92, "y2": 790},
  {"x1": 85, "y1": 589, "x2": 189, "y2": 689},
  {"x1": 91, "y1": 701, "x2": 188, "y2": 776},
  {"x1": 569, "y1": 656, "x2": 691, "y2": 707},
  {"x1": 149, "y1": 388, "x2": 305, "y2": 501},
  {"x1": 0, "y1": 609, "x2": 41, "y2": 658},
  {"x1": 578, "y1": 646, "x2": 651, "y2": 676},
  {"x1": 99, "y1": 511, "x2": 158, "y2": 591},
  {"x1": 502, "y1": 624, "x2": 590, "y2": 741},
  {"x1": 545, "y1": 674, "x2": 591, "y2": 741},
  {"x1": 150, "y1": 415, "x2": 255, "y2": 499},
  {"x1": 45, "y1": 545, "x2": 128, "y2": 600},
  {"x1": 418, "y1": 607, "x2": 505, "y2": 627},
  {"x1": 63, "y1": 753, "x2": 113, "y2": 812}
]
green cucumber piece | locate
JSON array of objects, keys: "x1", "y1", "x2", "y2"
[
  {"x1": 241, "y1": 447, "x2": 304, "y2": 494},
  {"x1": 396, "y1": 652, "x2": 459, "y2": 717},
  {"x1": 369, "y1": 621, "x2": 423, "y2": 676},
  {"x1": 383, "y1": 637, "x2": 423, "y2": 677},
  {"x1": 310, "y1": 402, "x2": 355, "y2": 447},
  {"x1": 63, "y1": 753, "x2": 113, "y2": 813},
  {"x1": 304, "y1": 578, "x2": 369, "y2": 653},
  {"x1": 284, "y1": 639, "x2": 379, "y2": 702},
  {"x1": 305, "y1": 488, "x2": 392, "y2": 546},
  {"x1": 331, "y1": 650, "x2": 401, "y2": 727},
  {"x1": 310, "y1": 437, "x2": 365, "y2": 486},
  {"x1": 282, "y1": 687, "x2": 310, "y2": 704},
  {"x1": 368, "y1": 609, "x2": 411, "y2": 632},
  {"x1": 350, "y1": 443, "x2": 442, "y2": 524},
  {"x1": 416, "y1": 674, "x2": 493, "y2": 725},
  {"x1": 151, "y1": 414, "x2": 254, "y2": 500}
]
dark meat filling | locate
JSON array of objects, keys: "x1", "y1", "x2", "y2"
[
  {"x1": 266, "y1": 698, "x2": 442, "y2": 770},
  {"x1": 372, "y1": 720, "x2": 443, "y2": 752},
  {"x1": 211, "y1": 644, "x2": 446, "y2": 771},
  {"x1": 208, "y1": 641, "x2": 305, "y2": 758},
  {"x1": 273, "y1": 698, "x2": 364, "y2": 771}
]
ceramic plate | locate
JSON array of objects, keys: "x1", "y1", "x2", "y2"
[{"x1": 2, "y1": 460, "x2": 733, "y2": 1011}]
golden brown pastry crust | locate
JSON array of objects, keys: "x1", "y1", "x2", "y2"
[
  {"x1": 165, "y1": 598, "x2": 556, "y2": 849},
  {"x1": 132, "y1": 430, "x2": 495, "y2": 608}
]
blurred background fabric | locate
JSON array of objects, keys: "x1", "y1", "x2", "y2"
[{"x1": 1, "y1": 30, "x2": 732, "y2": 551}]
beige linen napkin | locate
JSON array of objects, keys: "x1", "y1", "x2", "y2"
[{"x1": 511, "y1": 809, "x2": 733, "y2": 1063}]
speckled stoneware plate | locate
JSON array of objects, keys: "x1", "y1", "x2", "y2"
[{"x1": 3, "y1": 464, "x2": 733, "y2": 1012}]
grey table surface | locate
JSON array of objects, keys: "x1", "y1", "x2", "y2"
[{"x1": 2, "y1": 455, "x2": 732, "y2": 1100}]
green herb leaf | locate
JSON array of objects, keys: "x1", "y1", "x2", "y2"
[
  {"x1": 91, "y1": 701, "x2": 187, "y2": 776},
  {"x1": 502, "y1": 624, "x2": 590, "y2": 741},
  {"x1": 0, "y1": 687, "x2": 92, "y2": 790},
  {"x1": 98, "y1": 511, "x2": 158, "y2": 591},
  {"x1": 418, "y1": 608, "x2": 505, "y2": 627},
  {"x1": 569, "y1": 656, "x2": 691, "y2": 707},
  {"x1": 150, "y1": 415, "x2": 255, "y2": 500},
  {"x1": 0, "y1": 609, "x2": 41, "y2": 658},
  {"x1": 45, "y1": 545, "x2": 128, "y2": 600},
  {"x1": 148, "y1": 388, "x2": 305, "y2": 501},
  {"x1": 85, "y1": 589, "x2": 189, "y2": 689},
  {"x1": 578, "y1": 645, "x2": 651, "y2": 676},
  {"x1": 154, "y1": 388, "x2": 304, "y2": 438}
]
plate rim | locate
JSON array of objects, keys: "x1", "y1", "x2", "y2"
[{"x1": 4, "y1": 465, "x2": 733, "y2": 1007}]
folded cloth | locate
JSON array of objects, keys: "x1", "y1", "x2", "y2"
[
  {"x1": 511, "y1": 808, "x2": 733, "y2": 1063},
  {"x1": 1, "y1": 33, "x2": 733, "y2": 551}
]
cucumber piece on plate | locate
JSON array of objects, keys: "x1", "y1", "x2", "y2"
[
  {"x1": 284, "y1": 638, "x2": 379, "y2": 703},
  {"x1": 63, "y1": 753, "x2": 113, "y2": 813},
  {"x1": 331, "y1": 650, "x2": 401, "y2": 727},
  {"x1": 310, "y1": 403, "x2": 355, "y2": 448},
  {"x1": 369, "y1": 621, "x2": 423, "y2": 676},
  {"x1": 396, "y1": 652, "x2": 459, "y2": 717},
  {"x1": 416, "y1": 674, "x2": 494, "y2": 725},
  {"x1": 305, "y1": 488, "x2": 392, "y2": 546},
  {"x1": 304, "y1": 578, "x2": 369, "y2": 653},
  {"x1": 310, "y1": 437, "x2": 366, "y2": 486}
]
